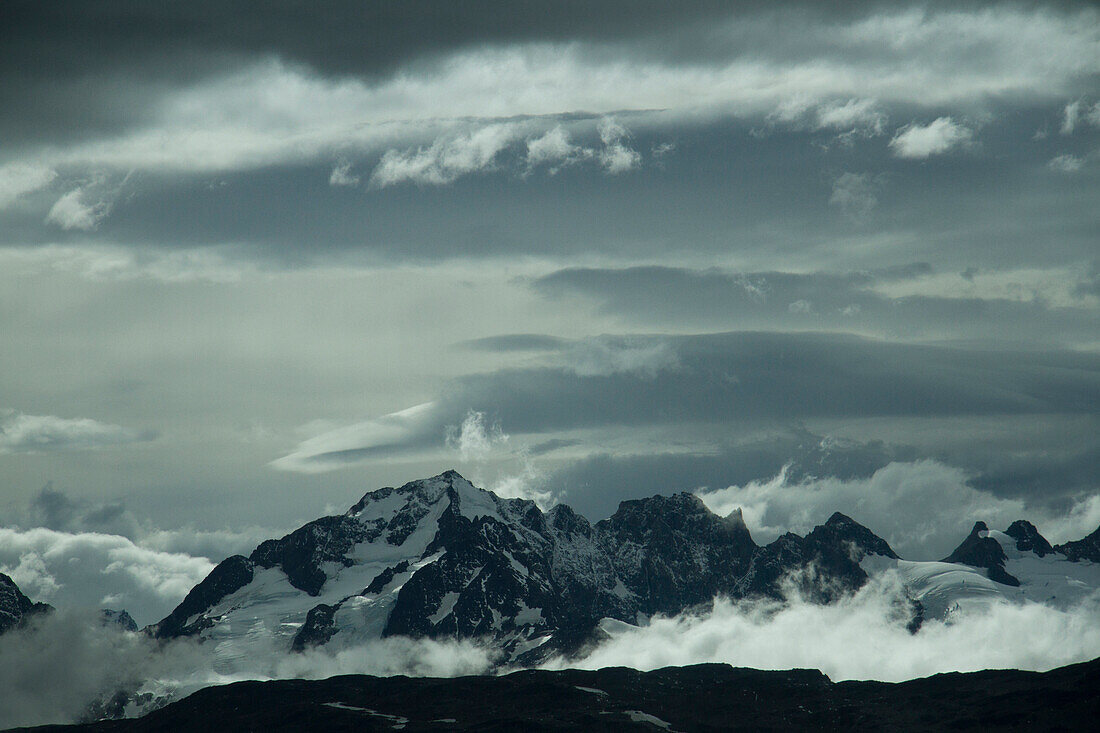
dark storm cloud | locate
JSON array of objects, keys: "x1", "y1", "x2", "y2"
[
  {"x1": 531, "y1": 265, "x2": 1100, "y2": 347},
  {"x1": 276, "y1": 331, "x2": 1100, "y2": 472},
  {"x1": 0, "y1": 0, "x2": 810, "y2": 147},
  {"x1": 0, "y1": 1, "x2": 949, "y2": 85},
  {"x1": 449, "y1": 333, "x2": 1100, "y2": 428},
  {"x1": 20, "y1": 483, "x2": 141, "y2": 538}
]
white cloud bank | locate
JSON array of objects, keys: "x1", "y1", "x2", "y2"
[
  {"x1": 560, "y1": 572, "x2": 1100, "y2": 683},
  {"x1": 697, "y1": 460, "x2": 1100, "y2": 561},
  {"x1": 0, "y1": 527, "x2": 214, "y2": 625}
]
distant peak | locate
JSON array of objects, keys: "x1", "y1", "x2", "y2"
[
  {"x1": 825, "y1": 512, "x2": 856, "y2": 526},
  {"x1": 971, "y1": 521, "x2": 989, "y2": 533},
  {"x1": 1005, "y1": 520, "x2": 1053, "y2": 557},
  {"x1": 808, "y1": 512, "x2": 899, "y2": 560}
]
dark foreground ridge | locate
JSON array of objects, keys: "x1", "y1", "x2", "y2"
[{"x1": 18, "y1": 657, "x2": 1100, "y2": 732}]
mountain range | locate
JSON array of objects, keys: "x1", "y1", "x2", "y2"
[
  {"x1": 136, "y1": 470, "x2": 1100, "y2": 668},
  {"x1": 4, "y1": 469, "x2": 1100, "y2": 727}
]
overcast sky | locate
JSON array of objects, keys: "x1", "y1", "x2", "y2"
[{"x1": 1, "y1": 0, "x2": 1099, "y2": 620}]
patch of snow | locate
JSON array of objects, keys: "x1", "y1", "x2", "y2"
[
  {"x1": 451, "y1": 476, "x2": 502, "y2": 521},
  {"x1": 430, "y1": 592, "x2": 461, "y2": 625},
  {"x1": 599, "y1": 617, "x2": 639, "y2": 635},
  {"x1": 349, "y1": 490, "x2": 408, "y2": 522},
  {"x1": 610, "y1": 578, "x2": 633, "y2": 598},
  {"x1": 1004, "y1": 554, "x2": 1100, "y2": 608},
  {"x1": 322, "y1": 703, "x2": 408, "y2": 727},
  {"x1": 511, "y1": 634, "x2": 551, "y2": 657},
  {"x1": 623, "y1": 710, "x2": 674, "y2": 730},
  {"x1": 575, "y1": 686, "x2": 608, "y2": 696},
  {"x1": 514, "y1": 602, "x2": 544, "y2": 626}
]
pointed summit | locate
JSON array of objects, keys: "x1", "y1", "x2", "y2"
[
  {"x1": 942, "y1": 521, "x2": 1019, "y2": 587},
  {"x1": 809, "y1": 512, "x2": 899, "y2": 560}
]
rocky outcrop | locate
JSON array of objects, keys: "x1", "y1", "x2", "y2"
[
  {"x1": 942, "y1": 521, "x2": 1021, "y2": 586},
  {"x1": 1055, "y1": 525, "x2": 1100, "y2": 563},
  {"x1": 0, "y1": 572, "x2": 51, "y2": 634}
]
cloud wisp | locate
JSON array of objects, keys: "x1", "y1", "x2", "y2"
[
  {"x1": 0, "y1": 410, "x2": 154, "y2": 454},
  {"x1": 889, "y1": 117, "x2": 973, "y2": 158}
]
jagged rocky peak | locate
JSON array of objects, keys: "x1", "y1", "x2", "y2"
[
  {"x1": 724, "y1": 506, "x2": 749, "y2": 531},
  {"x1": 100, "y1": 609, "x2": 138, "y2": 632},
  {"x1": 943, "y1": 521, "x2": 1020, "y2": 586},
  {"x1": 600, "y1": 492, "x2": 755, "y2": 548},
  {"x1": 1005, "y1": 520, "x2": 1054, "y2": 557},
  {"x1": 808, "y1": 512, "x2": 900, "y2": 560},
  {"x1": 0, "y1": 572, "x2": 52, "y2": 635}
]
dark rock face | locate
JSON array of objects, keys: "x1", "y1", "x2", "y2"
[
  {"x1": 595, "y1": 494, "x2": 758, "y2": 616},
  {"x1": 942, "y1": 521, "x2": 1021, "y2": 587},
  {"x1": 1055, "y1": 525, "x2": 1100, "y2": 563},
  {"x1": 152, "y1": 555, "x2": 255, "y2": 639},
  {"x1": 733, "y1": 512, "x2": 902, "y2": 603},
  {"x1": 0, "y1": 572, "x2": 51, "y2": 635},
  {"x1": 36, "y1": 657, "x2": 1100, "y2": 733},
  {"x1": 251, "y1": 516, "x2": 376, "y2": 596},
  {"x1": 812, "y1": 512, "x2": 900, "y2": 561},
  {"x1": 1006, "y1": 520, "x2": 1054, "y2": 557},
  {"x1": 292, "y1": 604, "x2": 339, "y2": 651},
  {"x1": 101, "y1": 609, "x2": 138, "y2": 632}
]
